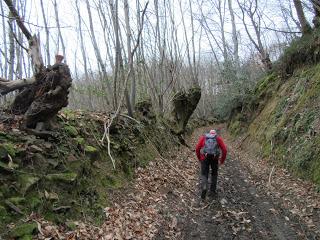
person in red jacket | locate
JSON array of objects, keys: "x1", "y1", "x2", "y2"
[{"x1": 195, "y1": 129, "x2": 227, "y2": 200}]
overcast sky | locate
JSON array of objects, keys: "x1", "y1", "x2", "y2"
[{"x1": 0, "y1": 0, "x2": 311, "y2": 79}]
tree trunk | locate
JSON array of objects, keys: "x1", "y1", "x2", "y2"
[
  {"x1": 2, "y1": 0, "x2": 71, "y2": 132},
  {"x1": 53, "y1": 0, "x2": 66, "y2": 61},
  {"x1": 228, "y1": 0, "x2": 239, "y2": 65},
  {"x1": 293, "y1": 0, "x2": 312, "y2": 34},
  {"x1": 0, "y1": 1, "x2": 8, "y2": 79},
  {"x1": 312, "y1": 0, "x2": 320, "y2": 28},
  {"x1": 40, "y1": 0, "x2": 50, "y2": 65},
  {"x1": 124, "y1": 0, "x2": 134, "y2": 116},
  {"x1": 8, "y1": 0, "x2": 16, "y2": 81},
  {"x1": 86, "y1": 0, "x2": 112, "y2": 105}
]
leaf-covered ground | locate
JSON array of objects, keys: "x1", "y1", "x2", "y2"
[{"x1": 31, "y1": 126, "x2": 320, "y2": 239}]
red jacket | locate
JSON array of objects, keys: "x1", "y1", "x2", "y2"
[{"x1": 196, "y1": 135, "x2": 227, "y2": 164}]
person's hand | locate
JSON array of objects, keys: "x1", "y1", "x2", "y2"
[{"x1": 219, "y1": 159, "x2": 223, "y2": 166}]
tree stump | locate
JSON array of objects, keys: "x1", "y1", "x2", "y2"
[
  {"x1": 11, "y1": 62, "x2": 72, "y2": 130},
  {"x1": 172, "y1": 87, "x2": 201, "y2": 134}
]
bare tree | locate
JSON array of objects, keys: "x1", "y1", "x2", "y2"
[
  {"x1": 237, "y1": 0, "x2": 272, "y2": 70},
  {"x1": 293, "y1": 0, "x2": 312, "y2": 34},
  {"x1": 40, "y1": 0, "x2": 50, "y2": 65},
  {"x1": 0, "y1": 0, "x2": 8, "y2": 79},
  {"x1": 8, "y1": 0, "x2": 16, "y2": 80},
  {"x1": 124, "y1": 0, "x2": 135, "y2": 115},
  {"x1": 86, "y1": 0, "x2": 112, "y2": 105},
  {"x1": 53, "y1": 0, "x2": 66, "y2": 60},
  {"x1": 227, "y1": 0, "x2": 239, "y2": 65}
]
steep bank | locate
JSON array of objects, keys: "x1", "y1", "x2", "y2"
[
  {"x1": 229, "y1": 32, "x2": 320, "y2": 189},
  {"x1": 0, "y1": 104, "x2": 181, "y2": 238}
]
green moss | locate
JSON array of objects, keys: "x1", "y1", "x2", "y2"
[
  {"x1": 0, "y1": 143, "x2": 17, "y2": 158},
  {"x1": 46, "y1": 172, "x2": 78, "y2": 183},
  {"x1": 21, "y1": 235, "x2": 33, "y2": 240},
  {"x1": 230, "y1": 52, "x2": 320, "y2": 188},
  {"x1": 60, "y1": 109, "x2": 77, "y2": 120},
  {"x1": 64, "y1": 125, "x2": 78, "y2": 137},
  {"x1": 18, "y1": 174, "x2": 40, "y2": 194},
  {"x1": 28, "y1": 196, "x2": 42, "y2": 209},
  {"x1": 0, "y1": 205, "x2": 8, "y2": 221},
  {"x1": 229, "y1": 120, "x2": 241, "y2": 136},
  {"x1": 0, "y1": 161, "x2": 18, "y2": 171},
  {"x1": 10, "y1": 222, "x2": 38, "y2": 238},
  {"x1": 311, "y1": 159, "x2": 320, "y2": 185},
  {"x1": 255, "y1": 73, "x2": 277, "y2": 97},
  {"x1": 84, "y1": 145, "x2": 97, "y2": 153},
  {"x1": 0, "y1": 110, "x2": 180, "y2": 231},
  {"x1": 8, "y1": 197, "x2": 25, "y2": 205},
  {"x1": 75, "y1": 137, "x2": 85, "y2": 145}
]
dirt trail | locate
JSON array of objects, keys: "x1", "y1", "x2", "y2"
[
  {"x1": 155, "y1": 126, "x2": 320, "y2": 240},
  {"x1": 35, "y1": 126, "x2": 320, "y2": 239}
]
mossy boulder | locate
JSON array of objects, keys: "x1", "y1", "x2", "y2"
[
  {"x1": 46, "y1": 172, "x2": 77, "y2": 183},
  {"x1": 85, "y1": 145, "x2": 98, "y2": 161},
  {"x1": 9, "y1": 222, "x2": 38, "y2": 238}
]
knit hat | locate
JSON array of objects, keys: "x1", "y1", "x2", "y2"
[{"x1": 209, "y1": 129, "x2": 217, "y2": 136}]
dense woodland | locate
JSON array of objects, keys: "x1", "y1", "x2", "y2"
[{"x1": 0, "y1": 0, "x2": 317, "y2": 119}]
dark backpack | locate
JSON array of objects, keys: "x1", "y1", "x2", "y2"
[{"x1": 203, "y1": 133, "x2": 219, "y2": 156}]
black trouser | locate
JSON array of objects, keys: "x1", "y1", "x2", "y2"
[{"x1": 200, "y1": 155, "x2": 219, "y2": 193}]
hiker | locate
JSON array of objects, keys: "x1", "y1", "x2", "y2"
[{"x1": 195, "y1": 129, "x2": 227, "y2": 200}]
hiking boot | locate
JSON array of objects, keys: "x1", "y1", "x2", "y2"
[
  {"x1": 208, "y1": 190, "x2": 218, "y2": 199},
  {"x1": 201, "y1": 189, "x2": 207, "y2": 200}
]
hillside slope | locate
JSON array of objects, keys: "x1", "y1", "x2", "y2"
[
  {"x1": 229, "y1": 33, "x2": 320, "y2": 189},
  {"x1": 0, "y1": 102, "x2": 183, "y2": 238}
]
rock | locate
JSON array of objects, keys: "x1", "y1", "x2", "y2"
[
  {"x1": 44, "y1": 190, "x2": 59, "y2": 200},
  {"x1": 46, "y1": 172, "x2": 77, "y2": 183},
  {"x1": 47, "y1": 158, "x2": 59, "y2": 168},
  {"x1": 64, "y1": 125, "x2": 78, "y2": 137},
  {"x1": 9, "y1": 222, "x2": 38, "y2": 238},
  {"x1": 28, "y1": 145, "x2": 43, "y2": 153},
  {"x1": 53, "y1": 205, "x2": 71, "y2": 213},
  {"x1": 43, "y1": 142, "x2": 53, "y2": 150},
  {"x1": 84, "y1": 145, "x2": 98, "y2": 161},
  {"x1": 18, "y1": 174, "x2": 40, "y2": 194},
  {"x1": 67, "y1": 154, "x2": 77, "y2": 162}
]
